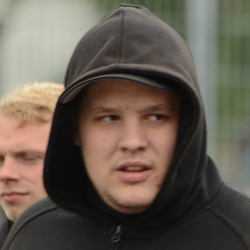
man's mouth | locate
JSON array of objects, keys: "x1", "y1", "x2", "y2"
[
  {"x1": 117, "y1": 162, "x2": 152, "y2": 182},
  {"x1": 121, "y1": 165, "x2": 148, "y2": 172},
  {"x1": 1, "y1": 192, "x2": 28, "y2": 202}
]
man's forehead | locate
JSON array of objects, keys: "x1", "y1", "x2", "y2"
[
  {"x1": 93, "y1": 103, "x2": 173, "y2": 111},
  {"x1": 80, "y1": 90, "x2": 180, "y2": 116},
  {"x1": 75, "y1": 78, "x2": 181, "y2": 116}
]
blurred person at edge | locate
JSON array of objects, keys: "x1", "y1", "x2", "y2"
[
  {"x1": 0, "y1": 82, "x2": 64, "y2": 247},
  {"x1": 2, "y1": 4, "x2": 250, "y2": 250}
]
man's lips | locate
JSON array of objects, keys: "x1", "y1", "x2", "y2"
[
  {"x1": 118, "y1": 161, "x2": 152, "y2": 171},
  {"x1": 119, "y1": 165, "x2": 148, "y2": 172},
  {"x1": 1, "y1": 192, "x2": 29, "y2": 202},
  {"x1": 117, "y1": 162, "x2": 152, "y2": 182}
]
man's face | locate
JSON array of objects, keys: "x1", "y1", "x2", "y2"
[
  {"x1": 75, "y1": 79, "x2": 181, "y2": 214},
  {"x1": 0, "y1": 114, "x2": 50, "y2": 221}
]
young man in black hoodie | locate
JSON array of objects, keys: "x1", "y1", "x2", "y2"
[{"x1": 2, "y1": 4, "x2": 250, "y2": 250}]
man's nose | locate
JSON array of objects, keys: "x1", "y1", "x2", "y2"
[
  {"x1": 0, "y1": 157, "x2": 21, "y2": 182},
  {"x1": 119, "y1": 121, "x2": 148, "y2": 152}
]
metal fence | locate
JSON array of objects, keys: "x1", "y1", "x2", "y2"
[{"x1": 215, "y1": 0, "x2": 250, "y2": 193}]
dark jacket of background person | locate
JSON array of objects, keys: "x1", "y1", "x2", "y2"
[
  {"x1": 2, "y1": 4, "x2": 250, "y2": 250},
  {"x1": 0, "y1": 217, "x2": 11, "y2": 248}
]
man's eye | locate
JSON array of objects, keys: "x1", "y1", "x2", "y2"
[
  {"x1": 148, "y1": 114, "x2": 165, "y2": 121},
  {"x1": 25, "y1": 156, "x2": 37, "y2": 161},
  {"x1": 101, "y1": 115, "x2": 118, "y2": 122},
  {"x1": 21, "y1": 155, "x2": 41, "y2": 164}
]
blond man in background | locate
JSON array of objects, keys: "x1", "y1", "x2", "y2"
[{"x1": 0, "y1": 82, "x2": 63, "y2": 247}]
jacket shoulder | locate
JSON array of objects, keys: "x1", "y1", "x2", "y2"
[
  {"x1": 2, "y1": 197, "x2": 91, "y2": 250},
  {"x1": 208, "y1": 184, "x2": 250, "y2": 243}
]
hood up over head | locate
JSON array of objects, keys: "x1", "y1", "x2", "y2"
[{"x1": 44, "y1": 4, "x2": 221, "y2": 229}]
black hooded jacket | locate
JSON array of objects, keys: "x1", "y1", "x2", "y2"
[
  {"x1": 2, "y1": 4, "x2": 250, "y2": 250},
  {"x1": 0, "y1": 217, "x2": 11, "y2": 248}
]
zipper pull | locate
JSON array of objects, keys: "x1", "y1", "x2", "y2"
[{"x1": 111, "y1": 225, "x2": 121, "y2": 243}]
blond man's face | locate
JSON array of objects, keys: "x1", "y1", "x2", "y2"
[{"x1": 0, "y1": 114, "x2": 51, "y2": 221}]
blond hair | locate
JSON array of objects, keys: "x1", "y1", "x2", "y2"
[{"x1": 0, "y1": 82, "x2": 64, "y2": 123}]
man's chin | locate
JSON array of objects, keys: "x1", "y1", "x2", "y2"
[
  {"x1": 2, "y1": 202, "x2": 30, "y2": 221},
  {"x1": 106, "y1": 197, "x2": 152, "y2": 214}
]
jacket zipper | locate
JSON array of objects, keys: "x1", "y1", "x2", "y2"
[{"x1": 111, "y1": 225, "x2": 121, "y2": 243}]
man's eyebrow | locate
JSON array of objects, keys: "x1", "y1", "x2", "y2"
[
  {"x1": 9, "y1": 150, "x2": 45, "y2": 156},
  {"x1": 0, "y1": 150, "x2": 45, "y2": 159},
  {"x1": 91, "y1": 106, "x2": 120, "y2": 114},
  {"x1": 14, "y1": 150, "x2": 45, "y2": 155},
  {"x1": 91, "y1": 104, "x2": 175, "y2": 114},
  {"x1": 140, "y1": 104, "x2": 174, "y2": 113}
]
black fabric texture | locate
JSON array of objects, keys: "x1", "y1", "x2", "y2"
[{"x1": 0, "y1": 217, "x2": 12, "y2": 249}]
